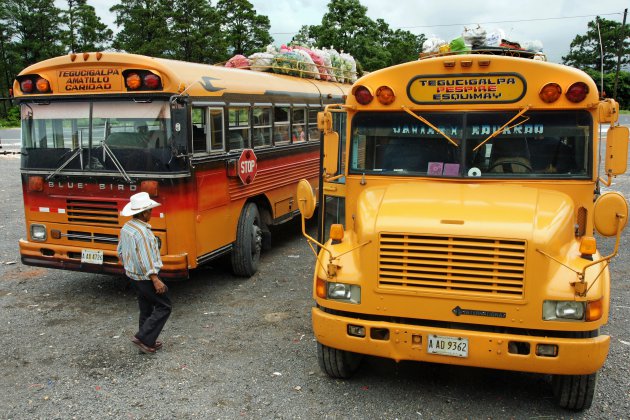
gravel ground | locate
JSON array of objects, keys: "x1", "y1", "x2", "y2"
[{"x1": 0, "y1": 137, "x2": 629, "y2": 419}]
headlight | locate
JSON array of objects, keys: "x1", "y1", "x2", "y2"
[
  {"x1": 30, "y1": 224, "x2": 47, "y2": 241},
  {"x1": 543, "y1": 300, "x2": 585, "y2": 320},
  {"x1": 327, "y1": 282, "x2": 361, "y2": 304}
]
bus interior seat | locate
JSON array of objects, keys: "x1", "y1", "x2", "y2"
[{"x1": 488, "y1": 138, "x2": 532, "y2": 173}]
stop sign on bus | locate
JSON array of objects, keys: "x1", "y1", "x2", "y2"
[{"x1": 237, "y1": 149, "x2": 258, "y2": 185}]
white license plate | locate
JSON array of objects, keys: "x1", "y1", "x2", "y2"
[
  {"x1": 81, "y1": 249, "x2": 103, "y2": 265},
  {"x1": 427, "y1": 334, "x2": 469, "y2": 358}
]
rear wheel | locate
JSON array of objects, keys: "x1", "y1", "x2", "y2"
[
  {"x1": 317, "y1": 342, "x2": 362, "y2": 378},
  {"x1": 231, "y1": 203, "x2": 263, "y2": 277},
  {"x1": 552, "y1": 372, "x2": 597, "y2": 411}
]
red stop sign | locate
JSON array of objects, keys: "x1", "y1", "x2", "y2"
[{"x1": 237, "y1": 149, "x2": 258, "y2": 185}]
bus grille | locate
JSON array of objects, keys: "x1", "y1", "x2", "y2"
[
  {"x1": 66, "y1": 199, "x2": 119, "y2": 226},
  {"x1": 378, "y1": 234, "x2": 526, "y2": 298}
]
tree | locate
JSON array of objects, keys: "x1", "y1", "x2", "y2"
[
  {"x1": 215, "y1": 0, "x2": 273, "y2": 58},
  {"x1": 170, "y1": 0, "x2": 226, "y2": 63},
  {"x1": 3, "y1": 0, "x2": 64, "y2": 66},
  {"x1": 110, "y1": 0, "x2": 173, "y2": 57},
  {"x1": 563, "y1": 17, "x2": 630, "y2": 73},
  {"x1": 309, "y1": 0, "x2": 423, "y2": 72},
  {"x1": 291, "y1": 25, "x2": 316, "y2": 47},
  {"x1": 61, "y1": 0, "x2": 113, "y2": 53}
]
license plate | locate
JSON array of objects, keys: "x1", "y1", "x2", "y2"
[
  {"x1": 81, "y1": 249, "x2": 103, "y2": 265},
  {"x1": 427, "y1": 334, "x2": 469, "y2": 358}
]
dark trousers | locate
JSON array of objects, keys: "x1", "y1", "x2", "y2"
[{"x1": 130, "y1": 280, "x2": 172, "y2": 347}]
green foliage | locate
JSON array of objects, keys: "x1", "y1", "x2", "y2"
[
  {"x1": 0, "y1": 106, "x2": 20, "y2": 127},
  {"x1": 216, "y1": 0, "x2": 273, "y2": 57},
  {"x1": 308, "y1": 0, "x2": 423, "y2": 72},
  {"x1": 61, "y1": 0, "x2": 113, "y2": 53},
  {"x1": 583, "y1": 68, "x2": 630, "y2": 110},
  {"x1": 111, "y1": 0, "x2": 173, "y2": 57},
  {"x1": 170, "y1": 0, "x2": 226, "y2": 63},
  {"x1": 563, "y1": 18, "x2": 630, "y2": 73}
]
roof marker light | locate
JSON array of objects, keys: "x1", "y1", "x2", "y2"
[
  {"x1": 539, "y1": 83, "x2": 562, "y2": 103},
  {"x1": 353, "y1": 85, "x2": 373, "y2": 105},
  {"x1": 376, "y1": 86, "x2": 395, "y2": 105},
  {"x1": 126, "y1": 73, "x2": 142, "y2": 90}
]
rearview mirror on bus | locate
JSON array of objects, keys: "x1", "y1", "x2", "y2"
[
  {"x1": 323, "y1": 131, "x2": 340, "y2": 178},
  {"x1": 296, "y1": 179, "x2": 316, "y2": 220},
  {"x1": 605, "y1": 125, "x2": 629, "y2": 176}
]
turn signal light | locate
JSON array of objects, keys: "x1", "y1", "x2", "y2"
[
  {"x1": 125, "y1": 73, "x2": 142, "y2": 90},
  {"x1": 579, "y1": 236, "x2": 597, "y2": 255},
  {"x1": 353, "y1": 85, "x2": 373, "y2": 105},
  {"x1": 376, "y1": 86, "x2": 395, "y2": 105},
  {"x1": 36, "y1": 78, "x2": 51, "y2": 93},
  {"x1": 330, "y1": 224, "x2": 344, "y2": 241},
  {"x1": 28, "y1": 176, "x2": 44, "y2": 192},
  {"x1": 316, "y1": 277, "x2": 327, "y2": 298},
  {"x1": 539, "y1": 83, "x2": 562, "y2": 103},
  {"x1": 565, "y1": 82, "x2": 589, "y2": 103},
  {"x1": 586, "y1": 298, "x2": 603, "y2": 321}
]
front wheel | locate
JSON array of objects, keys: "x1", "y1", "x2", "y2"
[
  {"x1": 552, "y1": 372, "x2": 597, "y2": 411},
  {"x1": 231, "y1": 203, "x2": 263, "y2": 277},
  {"x1": 317, "y1": 342, "x2": 362, "y2": 379}
]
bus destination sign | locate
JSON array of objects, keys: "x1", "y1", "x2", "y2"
[
  {"x1": 58, "y1": 68, "x2": 122, "y2": 92},
  {"x1": 407, "y1": 73, "x2": 526, "y2": 104}
]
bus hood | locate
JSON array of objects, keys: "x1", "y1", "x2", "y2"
[{"x1": 356, "y1": 182, "x2": 575, "y2": 243}]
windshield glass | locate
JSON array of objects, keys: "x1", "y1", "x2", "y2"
[
  {"x1": 21, "y1": 100, "x2": 184, "y2": 173},
  {"x1": 349, "y1": 111, "x2": 592, "y2": 178}
]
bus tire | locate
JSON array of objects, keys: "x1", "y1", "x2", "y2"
[
  {"x1": 231, "y1": 203, "x2": 262, "y2": 277},
  {"x1": 317, "y1": 342, "x2": 362, "y2": 379},
  {"x1": 551, "y1": 372, "x2": 597, "y2": 411}
]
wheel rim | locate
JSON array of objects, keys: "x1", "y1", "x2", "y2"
[{"x1": 251, "y1": 223, "x2": 262, "y2": 257}]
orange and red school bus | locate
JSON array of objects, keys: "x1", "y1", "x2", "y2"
[
  {"x1": 297, "y1": 51, "x2": 629, "y2": 410},
  {"x1": 14, "y1": 52, "x2": 350, "y2": 278}
]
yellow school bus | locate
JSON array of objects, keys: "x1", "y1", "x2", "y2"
[
  {"x1": 296, "y1": 50, "x2": 629, "y2": 410},
  {"x1": 14, "y1": 52, "x2": 349, "y2": 279}
]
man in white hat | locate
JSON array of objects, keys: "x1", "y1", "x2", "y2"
[{"x1": 117, "y1": 192, "x2": 171, "y2": 354}]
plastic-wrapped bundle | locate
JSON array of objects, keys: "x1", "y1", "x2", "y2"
[
  {"x1": 249, "y1": 52, "x2": 274, "y2": 72},
  {"x1": 422, "y1": 37, "x2": 447, "y2": 54},
  {"x1": 485, "y1": 28, "x2": 506, "y2": 47},
  {"x1": 293, "y1": 46, "x2": 326, "y2": 80},
  {"x1": 463, "y1": 25, "x2": 487, "y2": 48},
  {"x1": 293, "y1": 48, "x2": 320, "y2": 79},
  {"x1": 328, "y1": 48, "x2": 345, "y2": 83},
  {"x1": 339, "y1": 52, "x2": 357, "y2": 83},
  {"x1": 272, "y1": 51, "x2": 307, "y2": 77},
  {"x1": 312, "y1": 48, "x2": 335, "y2": 81},
  {"x1": 521, "y1": 40, "x2": 544, "y2": 52},
  {"x1": 225, "y1": 54, "x2": 250, "y2": 68},
  {"x1": 449, "y1": 37, "x2": 469, "y2": 54}
]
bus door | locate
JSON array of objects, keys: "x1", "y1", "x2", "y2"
[{"x1": 318, "y1": 110, "x2": 347, "y2": 243}]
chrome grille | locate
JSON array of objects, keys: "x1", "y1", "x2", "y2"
[
  {"x1": 66, "y1": 199, "x2": 119, "y2": 226},
  {"x1": 378, "y1": 234, "x2": 526, "y2": 298}
]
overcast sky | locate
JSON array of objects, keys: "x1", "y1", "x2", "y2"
[{"x1": 79, "y1": 0, "x2": 628, "y2": 64}]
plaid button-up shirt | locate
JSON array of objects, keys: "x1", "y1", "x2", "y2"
[{"x1": 117, "y1": 218, "x2": 163, "y2": 281}]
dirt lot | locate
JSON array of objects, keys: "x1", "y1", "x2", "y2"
[{"x1": 1, "y1": 149, "x2": 629, "y2": 419}]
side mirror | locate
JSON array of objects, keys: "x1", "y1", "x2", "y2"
[
  {"x1": 605, "y1": 125, "x2": 629, "y2": 176},
  {"x1": 296, "y1": 179, "x2": 316, "y2": 220},
  {"x1": 593, "y1": 191, "x2": 628, "y2": 237}
]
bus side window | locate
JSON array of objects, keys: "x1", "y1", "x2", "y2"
[
  {"x1": 292, "y1": 108, "x2": 306, "y2": 142},
  {"x1": 228, "y1": 107, "x2": 250, "y2": 151},
  {"x1": 308, "y1": 109, "x2": 320, "y2": 141},
  {"x1": 253, "y1": 106, "x2": 272, "y2": 148},
  {"x1": 191, "y1": 107, "x2": 206, "y2": 153},
  {"x1": 273, "y1": 106, "x2": 290, "y2": 144},
  {"x1": 208, "y1": 108, "x2": 225, "y2": 152}
]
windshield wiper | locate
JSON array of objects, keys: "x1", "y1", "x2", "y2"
[
  {"x1": 401, "y1": 105, "x2": 459, "y2": 147},
  {"x1": 473, "y1": 105, "x2": 531, "y2": 152},
  {"x1": 100, "y1": 141, "x2": 132, "y2": 183},
  {"x1": 46, "y1": 146, "x2": 84, "y2": 181}
]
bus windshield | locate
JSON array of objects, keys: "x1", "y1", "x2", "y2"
[
  {"x1": 349, "y1": 110, "x2": 592, "y2": 178},
  {"x1": 21, "y1": 100, "x2": 184, "y2": 173}
]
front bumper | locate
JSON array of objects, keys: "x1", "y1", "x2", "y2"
[
  {"x1": 313, "y1": 307, "x2": 609, "y2": 375},
  {"x1": 19, "y1": 239, "x2": 189, "y2": 279}
]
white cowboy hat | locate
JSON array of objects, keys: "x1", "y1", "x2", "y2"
[{"x1": 121, "y1": 192, "x2": 161, "y2": 216}]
